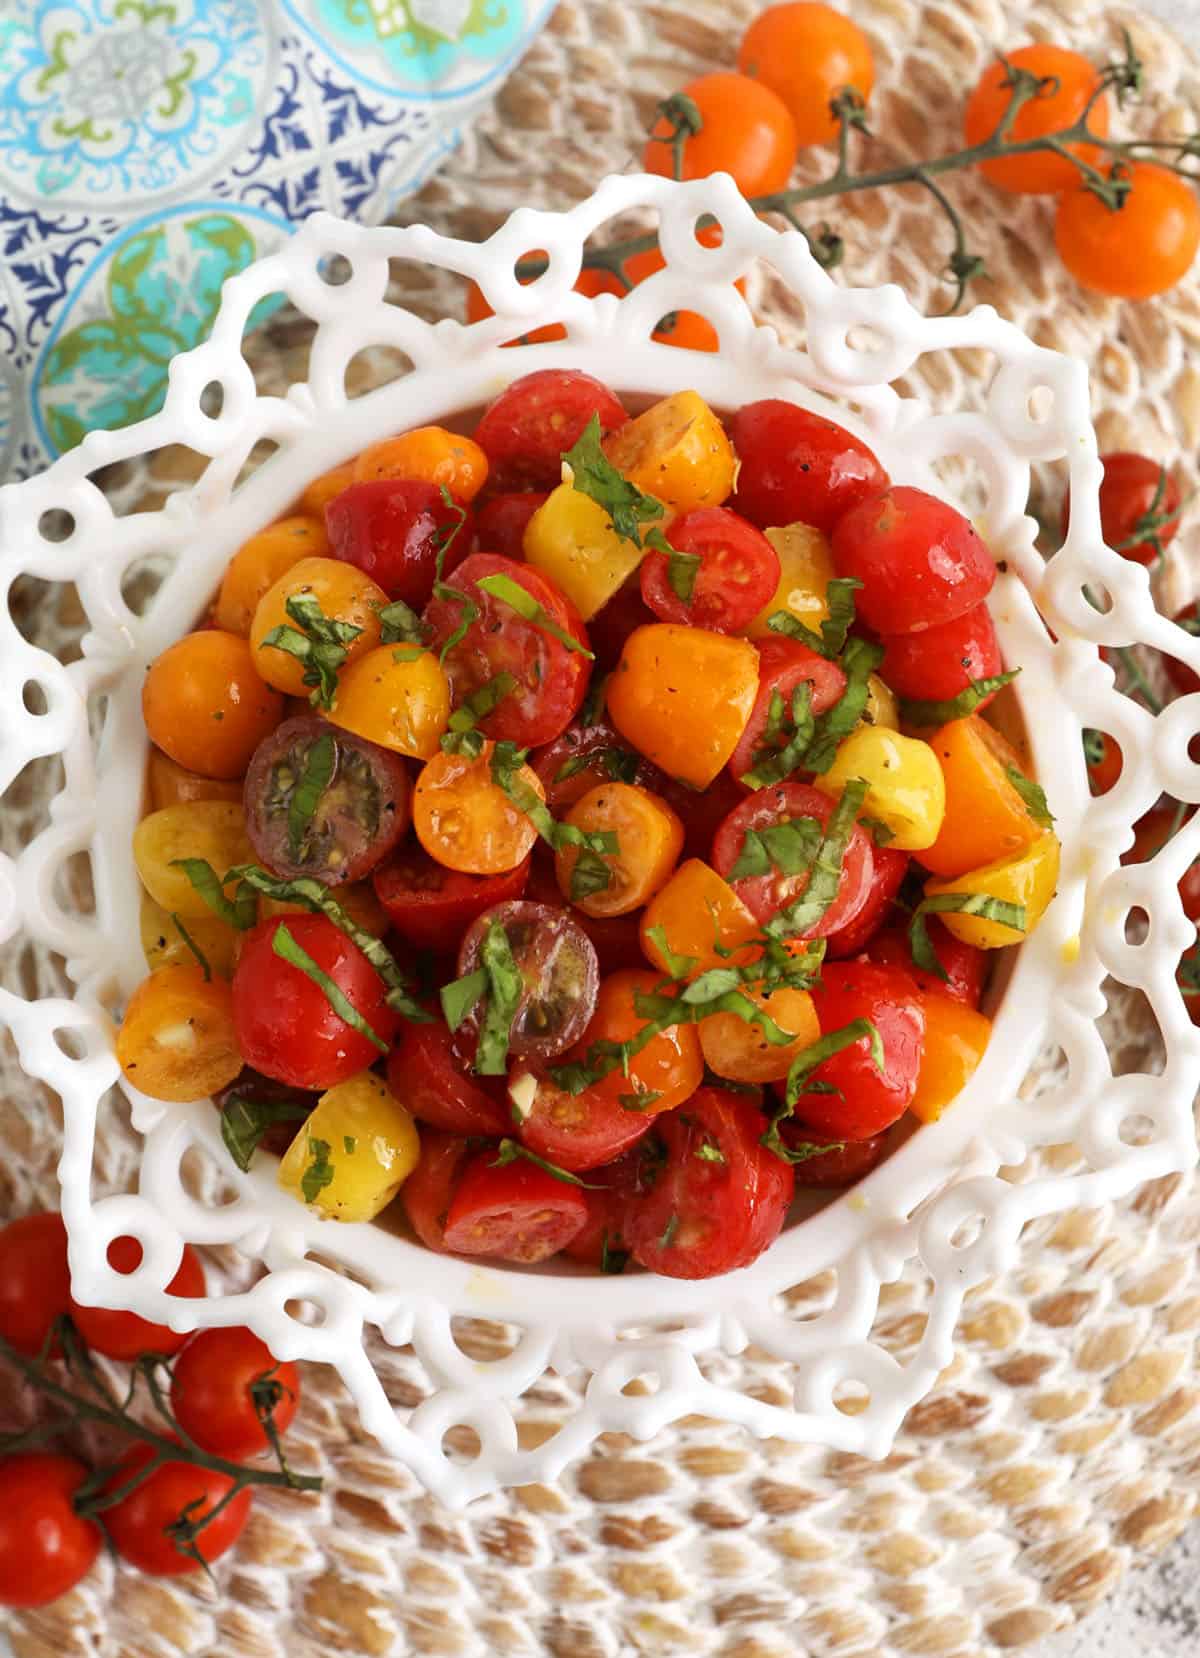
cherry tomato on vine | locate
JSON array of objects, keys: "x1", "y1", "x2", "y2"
[
  {"x1": 712, "y1": 780, "x2": 874, "y2": 936},
  {"x1": 142, "y1": 631, "x2": 284, "y2": 781},
  {"x1": 622, "y1": 225, "x2": 748, "y2": 353},
  {"x1": 865, "y1": 917, "x2": 987, "y2": 1007},
  {"x1": 728, "y1": 400, "x2": 889, "y2": 537},
  {"x1": 831, "y1": 485, "x2": 995, "y2": 635},
  {"x1": 473, "y1": 369, "x2": 628, "y2": 491},
  {"x1": 456, "y1": 900, "x2": 600, "y2": 1061},
  {"x1": 102, "y1": 1442, "x2": 252, "y2": 1576},
  {"x1": 1085, "y1": 729, "x2": 1124, "y2": 795},
  {"x1": 0, "y1": 1454, "x2": 101, "y2": 1608},
  {"x1": 70, "y1": 1236, "x2": 206, "y2": 1361},
  {"x1": 476, "y1": 491, "x2": 549, "y2": 559},
  {"x1": 442, "y1": 1150, "x2": 588, "y2": 1263},
  {"x1": 643, "y1": 73, "x2": 798, "y2": 198},
  {"x1": 727, "y1": 637, "x2": 846, "y2": 786},
  {"x1": 0, "y1": 1212, "x2": 71, "y2": 1357},
  {"x1": 964, "y1": 45, "x2": 1111, "y2": 196},
  {"x1": 639, "y1": 508, "x2": 780, "y2": 634},
  {"x1": 325, "y1": 479, "x2": 472, "y2": 604},
  {"x1": 171, "y1": 1327, "x2": 300, "y2": 1459},
  {"x1": 1055, "y1": 162, "x2": 1200, "y2": 299},
  {"x1": 1063, "y1": 452, "x2": 1183, "y2": 568},
  {"x1": 401, "y1": 1130, "x2": 475, "y2": 1253},
  {"x1": 388, "y1": 1019, "x2": 510, "y2": 1136},
  {"x1": 373, "y1": 841, "x2": 531, "y2": 949},
  {"x1": 737, "y1": 2, "x2": 876, "y2": 147},
  {"x1": 877, "y1": 603, "x2": 1003, "y2": 706}
]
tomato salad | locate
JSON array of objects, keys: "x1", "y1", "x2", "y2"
[{"x1": 119, "y1": 370, "x2": 1060, "y2": 1281}]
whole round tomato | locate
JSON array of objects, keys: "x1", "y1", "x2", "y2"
[
  {"x1": 1085, "y1": 728, "x2": 1124, "y2": 796},
  {"x1": 865, "y1": 918, "x2": 987, "y2": 1007},
  {"x1": 476, "y1": 491, "x2": 549, "y2": 560},
  {"x1": 1166, "y1": 603, "x2": 1200, "y2": 697},
  {"x1": 473, "y1": 369, "x2": 627, "y2": 491},
  {"x1": 831, "y1": 486, "x2": 995, "y2": 635},
  {"x1": 231, "y1": 914, "x2": 399, "y2": 1090},
  {"x1": 727, "y1": 637, "x2": 847, "y2": 785},
  {"x1": 142, "y1": 631, "x2": 284, "y2": 781},
  {"x1": 639, "y1": 507, "x2": 780, "y2": 634},
  {"x1": 712, "y1": 780, "x2": 874, "y2": 936},
  {"x1": 622, "y1": 225, "x2": 748, "y2": 353},
  {"x1": 728, "y1": 400, "x2": 889, "y2": 536},
  {"x1": 642, "y1": 72, "x2": 797, "y2": 196},
  {"x1": 171, "y1": 1327, "x2": 300, "y2": 1459},
  {"x1": 823, "y1": 843, "x2": 910, "y2": 958},
  {"x1": 781, "y1": 1128, "x2": 888, "y2": 1187},
  {"x1": 401, "y1": 1130, "x2": 474, "y2": 1252},
  {"x1": 456, "y1": 900, "x2": 600, "y2": 1062},
  {"x1": 1063, "y1": 452, "x2": 1183, "y2": 568},
  {"x1": 737, "y1": 2, "x2": 875, "y2": 147},
  {"x1": 387, "y1": 1019, "x2": 510, "y2": 1136},
  {"x1": 441, "y1": 1150, "x2": 588, "y2": 1263},
  {"x1": 1055, "y1": 162, "x2": 1200, "y2": 299},
  {"x1": 102, "y1": 1442, "x2": 252, "y2": 1576},
  {"x1": 783, "y1": 961, "x2": 925, "y2": 1139},
  {"x1": 324, "y1": 479, "x2": 472, "y2": 604},
  {"x1": 623, "y1": 1089, "x2": 794, "y2": 1279},
  {"x1": 0, "y1": 1454, "x2": 101, "y2": 1608},
  {"x1": 878, "y1": 603, "x2": 1003, "y2": 706},
  {"x1": 0, "y1": 1212, "x2": 71, "y2": 1356},
  {"x1": 964, "y1": 45, "x2": 1110, "y2": 195},
  {"x1": 70, "y1": 1235, "x2": 206, "y2": 1361},
  {"x1": 423, "y1": 552, "x2": 591, "y2": 748},
  {"x1": 373, "y1": 841, "x2": 531, "y2": 950}
]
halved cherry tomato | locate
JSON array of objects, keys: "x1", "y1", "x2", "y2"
[
  {"x1": 423, "y1": 552, "x2": 591, "y2": 748},
  {"x1": 70, "y1": 1236, "x2": 205, "y2": 1361},
  {"x1": 143, "y1": 631, "x2": 284, "y2": 780},
  {"x1": 738, "y1": 2, "x2": 876, "y2": 146},
  {"x1": 170, "y1": 1327, "x2": 299, "y2": 1459},
  {"x1": 729, "y1": 400, "x2": 889, "y2": 535},
  {"x1": 532, "y1": 719, "x2": 653, "y2": 813},
  {"x1": 526, "y1": 852, "x2": 646, "y2": 974},
  {"x1": 823, "y1": 843, "x2": 909, "y2": 958},
  {"x1": 146, "y1": 749, "x2": 244, "y2": 811},
  {"x1": 413, "y1": 743, "x2": 543, "y2": 875},
  {"x1": 116, "y1": 965, "x2": 242, "y2": 1103},
  {"x1": 374, "y1": 841, "x2": 530, "y2": 949},
  {"x1": 712, "y1": 780, "x2": 874, "y2": 935},
  {"x1": 324, "y1": 479, "x2": 472, "y2": 604},
  {"x1": 0, "y1": 1212, "x2": 71, "y2": 1357},
  {"x1": 250, "y1": 556, "x2": 386, "y2": 699},
  {"x1": 1063, "y1": 451, "x2": 1183, "y2": 569},
  {"x1": 442, "y1": 1150, "x2": 587, "y2": 1263},
  {"x1": 555, "y1": 782, "x2": 684, "y2": 918},
  {"x1": 608, "y1": 623, "x2": 759, "y2": 789},
  {"x1": 727, "y1": 637, "x2": 846, "y2": 785},
  {"x1": 388, "y1": 1019, "x2": 510, "y2": 1136},
  {"x1": 909, "y1": 994, "x2": 992, "y2": 1123},
  {"x1": 639, "y1": 507, "x2": 780, "y2": 634},
  {"x1": 476, "y1": 490, "x2": 549, "y2": 559},
  {"x1": 916, "y1": 716, "x2": 1042, "y2": 879},
  {"x1": 623, "y1": 1089, "x2": 794, "y2": 1279},
  {"x1": 456, "y1": 899, "x2": 600, "y2": 1062},
  {"x1": 640, "y1": 858, "x2": 761, "y2": 978},
  {"x1": 1055, "y1": 162, "x2": 1200, "y2": 300},
  {"x1": 473, "y1": 369, "x2": 627, "y2": 491},
  {"x1": 102, "y1": 1442, "x2": 251, "y2": 1576},
  {"x1": 643, "y1": 72, "x2": 797, "y2": 197},
  {"x1": 327, "y1": 645, "x2": 450, "y2": 759},
  {"x1": 243, "y1": 714, "x2": 411, "y2": 885},
  {"x1": 782, "y1": 1128, "x2": 888, "y2": 1187},
  {"x1": 232, "y1": 914, "x2": 399, "y2": 1089},
  {"x1": 878, "y1": 603, "x2": 1002, "y2": 706},
  {"x1": 354, "y1": 426, "x2": 488, "y2": 502},
  {"x1": 603, "y1": 391, "x2": 738, "y2": 517},
  {"x1": 831, "y1": 486, "x2": 995, "y2": 635},
  {"x1": 699, "y1": 982, "x2": 820, "y2": 1083},
  {"x1": 1085, "y1": 729, "x2": 1124, "y2": 795},
  {"x1": 964, "y1": 45, "x2": 1110, "y2": 195},
  {"x1": 216, "y1": 516, "x2": 329, "y2": 637},
  {"x1": 924, "y1": 830, "x2": 1061, "y2": 948},
  {"x1": 783, "y1": 961, "x2": 924, "y2": 1139},
  {"x1": 865, "y1": 916, "x2": 987, "y2": 1007},
  {"x1": 401, "y1": 1129, "x2": 474, "y2": 1252},
  {"x1": 0, "y1": 1454, "x2": 101, "y2": 1608},
  {"x1": 562, "y1": 1150, "x2": 642, "y2": 1268}
]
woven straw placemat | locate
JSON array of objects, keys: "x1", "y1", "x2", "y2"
[{"x1": 5, "y1": 1, "x2": 1200, "y2": 1653}]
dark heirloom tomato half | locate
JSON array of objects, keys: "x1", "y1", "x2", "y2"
[
  {"x1": 623, "y1": 1090, "x2": 795, "y2": 1279},
  {"x1": 473, "y1": 368, "x2": 628, "y2": 490},
  {"x1": 823, "y1": 843, "x2": 909, "y2": 958},
  {"x1": 877, "y1": 603, "x2": 1002, "y2": 706},
  {"x1": 456, "y1": 900, "x2": 599, "y2": 1061},
  {"x1": 387, "y1": 1020, "x2": 510, "y2": 1136},
  {"x1": 639, "y1": 507, "x2": 780, "y2": 634},
  {"x1": 783, "y1": 1129, "x2": 889, "y2": 1187},
  {"x1": 865, "y1": 918, "x2": 987, "y2": 1006},
  {"x1": 244, "y1": 715, "x2": 411, "y2": 886},
  {"x1": 401, "y1": 1129, "x2": 475, "y2": 1252},
  {"x1": 831, "y1": 485, "x2": 996, "y2": 636},
  {"x1": 526, "y1": 853, "x2": 646, "y2": 973},
  {"x1": 532, "y1": 719, "x2": 653, "y2": 813},
  {"x1": 475, "y1": 491, "x2": 548, "y2": 559},
  {"x1": 783, "y1": 962, "x2": 925, "y2": 1140},
  {"x1": 441, "y1": 1150, "x2": 588, "y2": 1263},
  {"x1": 729, "y1": 399, "x2": 889, "y2": 535},
  {"x1": 213, "y1": 1069, "x2": 318, "y2": 1159},
  {"x1": 727, "y1": 637, "x2": 847, "y2": 785},
  {"x1": 373, "y1": 841, "x2": 530, "y2": 951},
  {"x1": 711, "y1": 781, "x2": 874, "y2": 936},
  {"x1": 324, "y1": 479, "x2": 472, "y2": 605},
  {"x1": 423, "y1": 552, "x2": 591, "y2": 748}
]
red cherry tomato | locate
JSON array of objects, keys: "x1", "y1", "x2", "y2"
[
  {"x1": 638, "y1": 507, "x2": 781, "y2": 634},
  {"x1": 727, "y1": 637, "x2": 847, "y2": 785},
  {"x1": 831, "y1": 486, "x2": 995, "y2": 635},
  {"x1": 878, "y1": 603, "x2": 1002, "y2": 707},
  {"x1": 1084, "y1": 729, "x2": 1124, "y2": 796},
  {"x1": 70, "y1": 1236, "x2": 205, "y2": 1361},
  {"x1": 441, "y1": 1150, "x2": 587, "y2": 1263},
  {"x1": 623, "y1": 1089, "x2": 794, "y2": 1279},
  {"x1": 456, "y1": 900, "x2": 600, "y2": 1063},
  {"x1": 387, "y1": 1019, "x2": 510, "y2": 1135},
  {"x1": 473, "y1": 369, "x2": 628, "y2": 491},
  {"x1": 711, "y1": 780, "x2": 874, "y2": 936},
  {"x1": 0, "y1": 1454, "x2": 101, "y2": 1608},
  {"x1": 562, "y1": 1150, "x2": 643, "y2": 1268},
  {"x1": 654, "y1": 765, "x2": 750, "y2": 865},
  {"x1": 525, "y1": 853, "x2": 647, "y2": 974},
  {"x1": 423, "y1": 552, "x2": 591, "y2": 748},
  {"x1": 1165, "y1": 603, "x2": 1200, "y2": 698},
  {"x1": 373, "y1": 842, "x2": 530, "y2": 952},
  {"x1": 824, "y1": 843, "x2": 909, "y2": 958},
  {"x1": 781, "y1": 1128, "x2": 888, "y2": 1187},
  {"x1": 532, "y1": 718, "x2": 654, "y2": 813},
  {"x1": 171, "y1": 1327, "x2": 299, "y2": 1459},
  {"x1": 0, "y1": 1212, "x2": 71, "y2": 1356},
  {"x1": 102, "y1": 1442, "x2": 252, "y2": 1575},
  {"x1": 865, "y1": 918, "x2": 987, "y2": 1007},
  {"x1": 728, "y1": 399, "x2": 889, "y2": 535},
  {"x1": 1063, "y1": 452, "x2": 1183, "y2": 568},
  {"x1": 401, "y1": 1130, "x2": 475, "y2": 1252},
  {"x1": 476, "y1": 491, "x2": 549, "y2": 559},
  {"x1": 324, "y1": 479, "x2": 472, "y2": 604},
  {"x1": 514, "y1": 1068, "x2": 655, "y2": 1174},
  {"x1": 783, "y1": 961, "x2": 925, "y2": 1139},
  {"x1": 232, "y1": 914, "x2": 399, "y2": 1090}
]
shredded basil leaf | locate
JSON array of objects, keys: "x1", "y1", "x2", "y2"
[
  {"x1": 742, "y1": 682, "x2": 816, "y2": 790},
  {"x1": 475, "y1": 919, "x2": 524, "y2": 1076},
  {"x1": 287, "y1": 732, "x2": 336, "y2": 863},
  {"x1": 859, "y1": 815, "x2": 896, "y2": 846},
  {"x1": 729, "y1": 816, "x2": 824, "y2": 881},
  {"x1": 900, "y1": 670, "x2": 1020, "y2": 728},
  {"x1": 169, "y1": 913, "x2": 211, "y2": 981},
  {"x1": 760, "y1": 1018, "x2": 884, "y2": 1161},
  {"x1": 441, "y1": 966, "x2": 487, "y2": 1032},
  {"x1": 441, "y1": 672, "x2": 518, "y2": 756},
  {"x1": 261, "y1": 592, "x2": 363, "y2": 711},
  {"x1": 343, "y1": 1136, "x2": 357, "y2": 1155},
  {"x1": 491, "y1": 1137, "x2": 597, "y2": 1187},
  {"x1": 765, "y1": 576, "x2": 863, "y2": 660},
  {"x1": 271, "y1": 922, "x2": 389, "y2": 1053},
  {"x1": 475, "y1": 572, "x2": 594, "y2": 659},
  {"x1": 909, "y1": 892, "x2": 1027, "y2": 977},
  {"x1": 561, "y1": 413, "x2": 665, "y2": 545},
  {"x1": 434, "y1": 486, "x2": 470, "y2": 581},
  {"x1": 300, "y1": 1135, "x2": 336, "y2": 1204},
  {"x1": 763, "y1": 778, "x2": 869, "y2": 941},
  {"x1": 377, "y1": 599, "x2": 429, "y2": 648},
  {"x1": 784, "y1": 1138, "x2": 845, "y2": 1167},
  {"x1": 665, "y1": 546, "x2": 702, "y2": 603},
  {"x1": 1005, "y1": 764, "x2": 1054, "y2": 828},
  {"x1": 171, "y1": 859, "x2": 256, "y2": 931},
  {"x1": 619, "y1": 1083, "x2": 664, "y2": 1111},
  {"x1": 569, "y1": 848, "x2": 614, "y2": 902},
  {"x1": 432, "y1": 582, "x2": 480, "y2": 664},
  {"x1": 220, "y1": 1094, "x2": 310, "y2": 1173},
  {"x1": 643, "y1": 924, "x2": 698, "y2": 981},
  {"x1": 805, "y1": 637, "x2": 885, "y2": 773},
  {"x1": 600, "y1": 1232, "x2": 629, "y2": 1274},
  {"x1": 555, "y1": 745, "x2": 640, "y2": 786},
  {"x1": 695, "y1": 1139, "x2": 726, "y2": 1164},
  {"x1": 489, "y1": 740, "x2": 617, "y2": 880},
  {"x1": 658, "y1": 1212, "x2": 680, "y2": 1249}
]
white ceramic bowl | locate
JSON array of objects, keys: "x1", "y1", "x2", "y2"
[{"x1": 2, "y1": 174, "x2": 1199, "y2": 1506}]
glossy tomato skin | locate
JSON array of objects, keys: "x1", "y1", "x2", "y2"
[
  {"x1": 562, "y1": 1150, "x2": 642, "y2": 1267},
  {"x1": 401, "y1": 1130, "x2": 474, "y2": 1252},
  {"x1": 532, "y1": 719, "x2": 654, "y2": 813},
  {"x1": 711, "y1": 781, "x2": 874, "y2": 936},
  {"x1": 877, "y1": 603, "x2": 1002, "y2": 706},
  {"x1": 727, "y1": 637, "x2": 847, "y2": 785},
  {"x1": 782, "y1": 1128, "x2": 889, "y2": 1187},
  {"x1": 476, "y1": 491, "x2": 549, "y2": 559},
  {"x1": 0, "y1": 1212, "x2": 71, "y2": 1356},
  {"x1": 865, "y1": 918, "x2": 987, "y2": 1007},
  {"x1": 514, "y1": 1067, "x2": 656, "y2": 1174},
  {"x1": 831, "y1": 486, "x2": 995, "y2": 635},
  {"x1": 103, "y1": 1442, "x2": 252, "y2": 1575},
  {"x1": 473, "y1": 369, "x2": 627, "y2": 491},
  {"x1": 784, "y1": 962, "x2": 925, "y2": 1139},
  {"x1": 373, "y1": 842, "x2": 530, "y2": 952},
  {"x1": 623, "y1": 1089, "x2": 794, "y2": 1279},
  {"x1": 0, "y1": 1454, "x2": 101, "y2": 1608},
  {"x1": 387, "y1": 1019, "x2": 510, "y2": 1136},
  {"x1": 639, "y1": 507, "x2": 780, "y2": 634},
  {"x1": 729, "y1": 400, "x2": 889, "y2": 536},
  {"x1": 442, "y1": 1151, "x2": 587, "y2": 1263},
  {"x1": 526, "y1": 853, "x2": 646, "y2": 973},
  {"x1": 324, "y1": 479, "x2": 472, "y2": 604},
  {"x1": 423, "y1": 552, "x2": 591, "y2": 748},
  {"x1": 456, "y1": 900, "x2": 600, "y2": 1062},
  {"x1": 232, "y1": 914, "x2": 399, "y2": 1089},
  {"x1": 171, "y1": 1327, "x2": 300, "y2": 1459},
  {"x1": 1063, "y1": 452, "x2": 1182, "y2": 568},
  {"x1": 1055, "y1": 162, "x2": 1200, "y2": 301},
  {"x1": 70, "y1": 1236, "x2": 206, "y2": 1361},
  {"x1": 823, "y1": 844, "x2": 909, "y2": 958},
  {"x1": 586, "y1": 573, "x2": 657, "y2": 674}
]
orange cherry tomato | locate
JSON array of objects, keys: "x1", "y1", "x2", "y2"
[
  {"x1": 642, "y1": 72, "x2": 797, "y2": 198},
  {"x1": 608, "y1": 623, "x2": 759, "y2": 789},
  {"x1": 909, "y1": 994, "x2": 992, "y2": 1123},
  {"x1": 916, "y1": 716, "x2": 1042, "y2": 879},
  {"x1": 578, "y1": 968, "x2": 703, "y2": 1115},
  {"x1": 142, "y1": 631, "x2": 283, "y2": 780},
  {"x1": 1055, "y1": 163, "x2": 1200, "y2": 299},
  {"x1": 215, "y1": 516, "x2": 328, "y2": 636},
  {"x1": 964, "y1": 45, "x2": 1110, "y2": 196},
  {"x1": 146, "y1": 749, "x2": 244, "y2": 811},
  {"x1": 354, "y1": 427, "x2": 489, "y2": 502},
  {"x1": 116, "y1": 965, "x2": 242, "y2": 1102},
  {"x1": 555, "y1": 782, "x2": 684, "y2": 918},
  {"x1": 737, "y1": 2, "x2": 875, "y2": 147},
  {"x1": 466, "y1": 250, "x2": 621, "y2": 345},
  {"x1": 624, "y1": 226, "x2": 749, "y2": 353},
  {"x1": 326, "y1": 646, "x2": 450, "y2": 759},
  {"x1": 602, "y1": 390, "x2": 738, "y2": 516},
  {"x1": 640, "y1": 858, "x2": 761, "y2": 978},
  {"x1": 413, "y1": 742, "x2": 543, "y2": 875},
  {"x1": 249, "y1": 556, "x2": 386, "y2": 698},
  {"x1": 699, "y1": 983, "x2": 819, "y2": 1084},
  {"x1": 301, "y1": 461, "x2": 356, "y2": 518}
]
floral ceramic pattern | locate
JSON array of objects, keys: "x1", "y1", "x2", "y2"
[{"x1": 283, "y1": 0, "x2": 535, "y2": 97}]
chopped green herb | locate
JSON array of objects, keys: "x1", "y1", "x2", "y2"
[
  {"x1": 664, "y1": 545, "x2": 702, "y2": 603},
  {"x1": 434, "y1": 487, "x2": 470, "y2": 581},
  {"x1": 287, "y1": 731, "x2": 335, "y2": 862},
  {"x1": 658, "y1": 1212, "x2": 680, "y2": 1249},
  {"x1": 909, "y1": 893, "x2": 1027, "y2": 978},
  {"x1": 859, "y1": 815, "x2": 896, "y2": 846},
  {"x1": 171, "y1": 859, "x2": 256, "y2": 931},
  {"x1": 491, "y1": 1137, "x2": 597, "y2": 1187},
  {"x1": 441, "y1": 672, "x2": 518, "y2": 756},
  {"x1": 804, "y1": 636, "x2": 885, "y2": 773},
  {"x1": 441, "y1": 966, "x2": 487, "y2": 1032},
  {"x1": 431, "y1": 582, "x2": 480, "y2": 664},
  {"x1": 781, "y1": 1138, "x2": 843, "y2": 1166},
  {"x1": 490, "y1": 740, "x2": 617, "y2": 881},
  {"x1": 728, "y1": 815, "x2": 823, "y2": 881},
  {"x1": 377, "y1": 599, "x2": 429, "y2": 648},
  {"x1": 600, "y1": 1232, "x2": 629, "y2": 1274},
  {"x1": 561, "y1": 413, "x2": 665, "y2": 545},
  {"x1": 169, "y1": 913, "x2": 211, "y2": 981},
  {"x1": 220, "y1": 1094, "x2": 310, "y2": 1174},
  {"x1": 271, "y1": 923, "x2": 388, "y2": 1053},
  {"x1": 694, "y1": 1139, "x2": 726, "y2": 1164},
  {"x1": 643, "y1": 924, "x2": 698, "y2": 981},
  {"x1": 475, "y1": 919, "x2": 525, "y2": 1076},
  {"x1": 899, "y1": 670, "x2": 1020, "y2": 728},
  {"x1": 760, "y1": 1019, "x2": 883, "y2": 1161},
  {"x1": 343, "y1": 1136, "x2": 357, "y2": 1155},
  {"x1": 618, "y1": 1084, "x2": 664, "y2": 1112},
  {"x1": 554, "y1": 746, "x2": 640, "y2": 785},
  {"x1": 766, "y1": 576, "x2": 863, "y2": 660},
  {"x1": 475, "y1": 572, "x2": 595, "y2": 658},
  {"x1": 580, "y1": 673, "x2": 609, "y2": 728},
  {"x1": 300, "y1": 1136, "x2": 335, "y2": 1204},
  {"x1": 569, "y1": 847, "x2": 614, "y2": 903},
  {"x1": 261, "y1": 592, "x2": 363, "y2": 711},
  {"x1": 742, "y1": 682, "x2": 816, "y2": 790},
  {"x1": 1005, "y1": 765, "x2": 1054, "y2": 828},
  {"x1": 763, "y1": 778, "x2": 869, "y2": 941}
]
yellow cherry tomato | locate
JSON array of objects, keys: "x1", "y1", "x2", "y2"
[
  {"x1": 139, "y1": 891, "x2": 240, "y2": 980},
  {"x1": 146, "y1": 749, "x2": 244, "y2": 812},
  {"x1": 326, "y1": 645, "x2": 450, "y2": 758},
  {"x1": 699, "y1": 983, "x2": 820, "y2": 1084},
  {"x1": 301, "y1": 461, "x2": 356, "y2": 518},
  {"x1": 354, "y1": 427, "x2": 489, "y2": 502},
  {"x1": 640, "y1": 858, "x2": 761, "y2": 978},
  {"x1": 909, "y1": 995, "x2": 992, "y2": 1124},
  {"x1": 602, "y1": 390, "x2": 737, "y2": 515},
  {"x1": 608, "y1": 623, "x2": 759, "y2": 788},
  {"x1": 924, "y1": 830, "x2": 1061, "y2": 948},
  {"x1": 413, "y1": 741, "x2": 542, "y2": 874},
  {"x1": 862, "y1": 673, "x2": 899, "y2": 732},
  {"x1": 215, "y1": 516, "x2": 329, "y2": 637},
  {"x1": 133, "y1": 801, "x2": 254, "y2": 919},
  {"x1": 917, "y1": 716, "x2": 1044, "y2": 879},
  {"x1": 250, "y1": 556, "x2": 387, "y2": 698},
  {"x1": 278, "y1": 1071, "x2": 420, "y2": 1222},
  {"x1": 745, "y1": 522, "x2": 835, "y2": 638},
  {"x1": 555, "y1": 783, "x2": 684, "y2": 917},
  {"x1": 522, "y1": 481, "x2": 647, "y2": 621},
  {"x1": 116, "y1": 965, "x2": 241, "y2": 1102},
  {"x1": 142, "y1": 630, "x2": 284, "y2": 780},
  {"x1": 816, "y1": 727, "x2": 946, "y2": 851}
]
